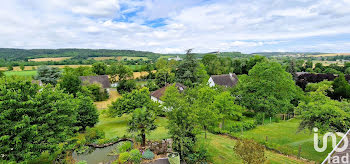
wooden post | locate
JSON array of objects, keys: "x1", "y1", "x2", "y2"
[
  {"x1": 270, "y1": 117, "x2": 272, "y2": 123},
  {"x1": 262, "y1": 113, "x2": 265, "y2": 125},
  {"x1": 298, "y1": 144, "x2": 301, "y2": 159},
  {"x1": 266, "y1": 136, "x2": 268, "y2": 142},
  {"x1": 241, "y1": 127, "x2": 243, "y2": 135}
]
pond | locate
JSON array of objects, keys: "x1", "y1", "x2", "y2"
[{"x1": 72, "y1": 141, "x2": 131, "y2": 164}]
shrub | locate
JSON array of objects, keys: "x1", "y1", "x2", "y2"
[
  {"x1": 142, "y1": 149, "x2": 154, "y2": 160},
  {"x1": 255, "y1": 113, "x2": 265, "y2": 125},
  {"x1": 226, "y1": 120, "x2": 257, "y2": 133},
  {"x1": 234, "y1": 139, "x2": 266, "y2": 164},
  {"x1": 84, "y1": 127, "x2": 105, "y2": 143},
  {"x1": 118, "y1": 141, "x2": 133, "y2": 153},
  {"x1": 118, "y1": 152, "x2": 130, "y2": 164},
  {"x1": 168, "y1": 152, "x2": 180, "y2": 164},
  {"x1": 129, "y1": 149, "x2": 142, "y2": 164},
  {"x1": 187, "y1": 142, "x2": 210, "y2": 164}
]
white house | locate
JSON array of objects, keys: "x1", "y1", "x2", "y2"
[
  {"x1": 168, "y1": 56, "x2": 182, "y2": 61},
  {"x1": 208, "y1": 73, "x2": 238, "y2": 87}
]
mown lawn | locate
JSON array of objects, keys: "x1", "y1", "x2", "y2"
[
  {"x1": 4, "y1": 70, "x2": 37, "y2": 76},
  {"x1": 198, "y1": 133, "x2": 311, "y2": 164},
  {"x1": 95, "y1": 112, "x2": 170, "y2": 140},
  {"x1": 231, "y1": 118, "x2": 335, "y2": 162}
]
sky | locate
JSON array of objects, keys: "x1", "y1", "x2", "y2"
[{"x1": 1, "y1": 0, "x2": 350, "y2": 54}]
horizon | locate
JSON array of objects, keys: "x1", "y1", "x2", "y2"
[{"x1": 1, "y1": 0, "x2": 350, "y2": 53}]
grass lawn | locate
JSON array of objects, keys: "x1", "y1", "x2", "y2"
[
  {"x1": 95, "y1": 112, "x2": 170, "y2": 140},
  {"x1": 198, "y1": 133, "x2": 311, "y2": 164},
  {"x1": 4, "y1": 70, "x2": 37, "y2": 76},
  {"x1": 231, "y1": 118, "x2": 335, "y2": 162}
]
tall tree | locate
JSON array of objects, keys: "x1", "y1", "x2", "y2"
[
  {"x1": 75, "y1": 94, "x2": 99, "y2": 130},
  {"x1": 59, "y1": 71, "x2": 82, "y2": 96},
  {"x1": 35, "y1": 65, "x2": 61, "y2": 85},
  {"x1": 214, "y1": 91, "x2": 243, "y2": 129},
  {"x1": 128, "y1": 107, "x2": 157, "y2": 146},
  {"x1": 175, "y1": 49, "x2": 199, "y2": 86},
  {"x1": 0, "y1": 77, "x2": 78, "y2": 162},
  {"x1": 235, "y1": 61, "x2": 301, "y2": 116},
  {"x1": 92, "y1": 62, "x2": 107, "y2": 75},
  {"x1": 332, "y1": 74, "x2": 350, "y2": 99}
]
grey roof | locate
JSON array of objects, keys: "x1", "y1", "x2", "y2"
[
  {"x1": 79, "y1": 75, "x2": 111, "y2": 88},
  {"x1": 151, "y1": 83, "x2": 187, "y2": 100},
  {"x1": 210, "y1": 73, "x2": 238, "y2": 87},
  {"x1": 295, "y1": 72, "x2": 309, "y2": 77}
]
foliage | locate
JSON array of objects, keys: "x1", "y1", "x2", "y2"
[
  {"x1": 296, "y1": 87, "x2": 350, "y2": 133},
  {"x1": 296, "y1": 73, "x2": 337, "y2": 89},
  {"x1": 305, "y1": 80, "x2": 333, "y2": 92},
  {"x1": 59, "y1": 71, "x2": 82, "y2": 96},
  {"x1": 234, "y1": 139, "x2": 266, "y2": 164},
  {"x1": 145, "y1": 80, "x2": 159, "y2": 91},
  {"x1": 163, "y1": 85, "x2": 198, "y2": 159},
  {"x1": 168, "y1": 153, "x2": 180, "y2": 164},
  {"x1": 92, "y1": 62, "x2": 108, "y2": 75},
  {"x1": 76, "y1": 161, "x2": 88, "y2": 164},
  {"x1": 0, "y1": 71, "x2": 4, "y2": 77},
  {"x1": 332, "y1": 74, "x2": 350, "y2": 99},
  {"x1": 118, "y1": 152, "x2": 130, "y2": 164},
  {"x1": 187, "y1": 141, "x2": 210, "y2": 164},
  {"x1": 85, "y1": 83, "x2": 109, "y2": 101},
  {"x1": 7, "y1": 65, "x2": 13, "y2": 71},
  {"x1": 175, "y1": 50, "x2": 199, "y2": 86},
  {"x1": 35, "y1": 65, "x2": 61, "y2": 85},
  {"x1": 235, "y1": 61, "x2": 301, "y2": 116},
  {"x1": 20, "y1": 64, "x2": 25, "y2": 71},
  {"x1": 129, "y1": 149, "x2": 142, "y2": 164},
  {"x1": 142, "y1": 149, "x2": 154, "y2": 160},
  {"x1": 0, "y1": 76, "x2": 78, "y2": 162},
  {"x1": 214, "y1": 91, "x2": 243, "y2": 128},
  {"x1": 117, "y1": 79, "x2": 136, "y2": 93},
  {"x1": 118, "y1": 141, "x2": 133, "y2": 153},
  {"x1": 226, "y1": 119, "x2": 257, "y2": 132},
  {"x1": 107, "y1": 63, "x2": 133, "y2": 83},
  {"x1": 75, "y1": 94, "x2": 99, "y2": 130},
  {"x1": 128, "y1": 107, "x2": 157, "y2": 146},
  {"x1": 109, "y1": 87, "x2": 160, "y2": 117}
]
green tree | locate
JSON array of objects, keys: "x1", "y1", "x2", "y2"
[
  {"x1": 0, "y1": 77, "x2": 78, "y2": 162},
  {"x1": 235, "y1": 61, "x2": 300, "y2": 116},
  {"x1": 345, "y1": 67, "x2": 350, "y2": 74},
  {"x1": 109, "y1": 87, "x2": 160, "y2": 117},
  {"x1": 214, "y1": 91, "x2": 243, "y2": 129},
  {"x1": 59, "y1": 71, "x2": 82, "y2": 96},
  {"x1": 20, "y1": 64, "x2": 25, "y2": 71},
  {"x1": 92, "y1": 62, "x2": 107, "y2": 75},
  {"x1": 35, "y1": 65, "x2": 61, "y2": 85},
  {"x1": 7, "y1": 65, "x2": 13, "y2": 71},
  {"x1": 296, "y1": 87, "x2": 350, "y2": 133},
  {"x1": 0, "y1": 71, "x2": 4, "y2": 77},
  {"x1": 163, "y1": 85, "x2": 199, "y2": 159},
  {"x1": 332, "y1": 74, "x2": 350, "y2": 99},
  {"x1": 128, "y1": 107, "x2": 157, "y2": 146},
  {"x1": 107, "y1": 63, "x2": 133, "y2": 83},
  {"x1": 175, "y1": 49, "x2": 199, "y2": 86},
  {"x1": 75, "y1": 94, "x2": 99, "y2": 130},
  {"x1": 305, "y1": 60, "x2": 313, "y2": 70}
]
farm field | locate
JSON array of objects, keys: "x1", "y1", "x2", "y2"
[
  {"x1": 28, "y1": 57, "x2": 71, "y2": 62},
  {"x1": 3, "y1": 70, "x2": 37, "y2": 76},
  {"x1": 0, "y1": 65, "x2": 92, "y2": 71},
  {"x1": 90, "y1": 56, "x2": 122, "y2": 61},
  {"x1": 313, "y1": 60, "x2": 344, "y2": 66},
  {"x1": 121, "y1": 56, "x2": 149, "y2": 60},
  {"x1": 232, "y1": 119, "x2": 333, "y2": 162},
  {"x1": 310, "y1": 53, "x2": 350, "y2": 57}
]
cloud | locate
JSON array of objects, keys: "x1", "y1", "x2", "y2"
[{"x1": 0, "y1": 0, "x2": 350, "y2": 53}]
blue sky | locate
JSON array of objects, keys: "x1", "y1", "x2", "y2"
[{"x1": 0, "y1": 0, "x2": 350, "y2": 53}]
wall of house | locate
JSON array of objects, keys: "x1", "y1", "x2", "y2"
[{"x1": 208, "y1": 77, "x2": 215, "y2": 87}]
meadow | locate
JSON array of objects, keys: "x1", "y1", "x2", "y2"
[
  {"x1": 232, "y1": 119, "x2": 334, "y2": 162},
  {"x1": 3, "y1": 70, "x2": 37, "y2": 76}
]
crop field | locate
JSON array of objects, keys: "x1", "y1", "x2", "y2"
[
  {"x1": 313, "y1": 60, "x2": 344, "y2": 66},
  {"x1": 0, "y1": 65, "x2": 93, "y2": 71},
  {"x1": 310, "y1": 53, "x2": 350, "y2": 57},
  {"x1": 90, "y1": 56, "x2": 122, "y2": 61},
  {"x1": 4, "y1": 70, "x2": 37, "y2": 76},
  {"x1": 28, "y1": 57, "x2": 71, "y2": 62}
]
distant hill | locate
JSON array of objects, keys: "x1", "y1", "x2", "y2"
[{"x1": 251, "y1": 52, "x2": 325, "y2": 57}]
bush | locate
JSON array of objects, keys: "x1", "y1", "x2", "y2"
[
  {"x1": 85, "y1": 83, "x2": 109, "y2": 101},
  {"x1": 142, "y1": 149, "x2": 154, "y2": 160},
  {"x1": 255, "y1": 113, "x2": 265, "y2": 125},
  {"x1": 226, "y1": 120, "x2": 257, "y2": 133},
  {"x1": 118, "y1": 152, "x2": 130, "y2": 164},
  {"x1": 234, "y1": 139, "x2": 266, "y2": 164},
  {"x1": 117, "y1": 79, "x2": 136, "y2": 93},
  {"x1": 84, "y1": 127, "x2": 105, "y2": 143},
  {"x1": 187, "y1": 142, "x2": 210, "y2": 164},
  {"x1": 118, "y1": 141, "x2": 133, "y2": 153},
  {"x1": 129, "y1": 149, "x2": 142, "y2": 164},
  {"x1": 168, "y1": 152, "x2": 180, "y2": 164}
]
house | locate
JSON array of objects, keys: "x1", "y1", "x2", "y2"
[
  {"x1": 150, "y1": 83, "x2": 186, "y2": 104},
  {"x1": 208, "y1": 73, "x2": 238, "y2": 87},
  {"x1": 79, "y1": 75, "x2": 111, "y2": 92},
  {"x1": 168, "y1": 56, "x2": 182, "y2": 61}
]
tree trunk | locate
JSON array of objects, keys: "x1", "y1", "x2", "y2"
[
  {"x1": 142, "y1": 129, "x2": 146, "y2": 147},
  {"x1": 204, "y1": 126, "x2": 207, "y2": 139}
]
